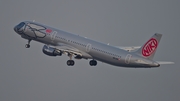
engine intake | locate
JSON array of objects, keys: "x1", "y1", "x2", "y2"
[{"x1": 42, "y1": 45, "x2": 62, "y2": 56}]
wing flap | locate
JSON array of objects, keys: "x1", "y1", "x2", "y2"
[
  {"x1": 116, "y1": 46, "x2": 141, "y2": 52},
  {"x1": 55, "y1": 43, "x2": 92, "y2": 59},
  {"x1": 55, "y1": 44, "x2": 82, "y2": 56}
]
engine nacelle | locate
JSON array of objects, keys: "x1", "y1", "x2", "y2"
[{"x1": 42, "y1": 45, "x2": 62, "y2": 56}]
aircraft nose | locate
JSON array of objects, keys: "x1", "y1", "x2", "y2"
[
  {"x1": 14, "y1": 22, "x2": 25, "y2": 33},
  {"x1": 14, "y1": 26, "x2": 17, "y2": 32}
]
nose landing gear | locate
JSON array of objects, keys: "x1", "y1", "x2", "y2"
[{"x1": 25, "y1": 39, "x2": 31, "y2": 48}]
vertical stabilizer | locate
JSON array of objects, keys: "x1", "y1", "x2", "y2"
[{"x1": 135, "y1": 33, "x2": 162, "y2": 60}]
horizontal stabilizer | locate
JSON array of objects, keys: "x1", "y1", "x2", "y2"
[{"x1": 156, "y1": 61, "x2": 174, "y2": 64}]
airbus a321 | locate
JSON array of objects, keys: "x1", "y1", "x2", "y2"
[{"x1": 14, "y1": 21, "x2": 173, "y2": 68}]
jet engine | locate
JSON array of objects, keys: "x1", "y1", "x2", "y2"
[{"x1": 42, "y1": 45, "x2": 62, "y2": 56}]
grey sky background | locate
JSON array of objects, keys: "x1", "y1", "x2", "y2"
[{"x1": 0, "y1": 0, "x2": 179, "y2": 101}]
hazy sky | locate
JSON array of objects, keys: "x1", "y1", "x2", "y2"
[{"x1": 0, "y1": 0, "x2": 179, "y2": 101}]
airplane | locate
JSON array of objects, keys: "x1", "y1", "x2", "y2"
[{"x1": 13, "y1": 21, "x2": 174, "y2": 68}]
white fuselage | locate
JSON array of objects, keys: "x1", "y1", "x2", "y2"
[{"x1": 14, "y1": 21, "x2": 160, "y2": 67}]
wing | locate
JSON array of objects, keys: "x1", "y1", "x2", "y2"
[
  {"x1": 55, "y1": 43, "x2": 92, "y2": 59},
  {"x1": 116, "y1": 46, "x2": 141, "y2": 52}
]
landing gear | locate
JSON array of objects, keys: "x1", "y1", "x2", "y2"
[
  {"x1": 25, "y1": 44, "x2": 30, "y2": 48},
  {"x1": 25, "y1": 39, "x2": 31, "y2": 48},
  {"x1": 67, "y1": 60, "x2": 75, "y2": 66},
  {"x1": 89, "y1": 60, "x2": 97, "y2": 66},
  {"x1": 54, "y1": 50, "x2": 62, "y2": 56},
  {"x1": 67, "y1": 53, "x2": 75, "y2": 66}
]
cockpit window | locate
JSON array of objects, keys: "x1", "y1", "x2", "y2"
[{"x1": 17, "y1": 22, "x2": 25, "y2": 30}]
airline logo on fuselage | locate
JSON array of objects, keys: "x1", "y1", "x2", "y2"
[
  {"x1": 142, "y1": 38, "x2": 158, "y2": 57},
  {"x1": 46, "y1": 29, "x2": 52, "y2": 33}
]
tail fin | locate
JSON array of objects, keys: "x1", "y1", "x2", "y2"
[{"x1": 135, "y1": 33, "x2": 162, "y2": 60}]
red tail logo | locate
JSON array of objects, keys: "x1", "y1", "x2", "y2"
[{"x1": 142, "y1": 38, "x2": 158, "y2": 57}]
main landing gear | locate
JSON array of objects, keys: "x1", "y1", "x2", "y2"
[
  {"x1": 67, "y1": 60, "x2": 75, "y2": 66},
  {"x1": 66, "y1": 53, "x2": 97, "y2": 66},
  {"x1": 67, "y1": 53, "x2": 75, "y2": 66},
  {"x1": 66, "y1": 59, "x2": 97, "y2": 66},
  {"x1": 89, "y1": 60, "x2": 97, "y2": 66},
  {"x1": 25, "y1": 39, "x2": 31, "y2": 48}
]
